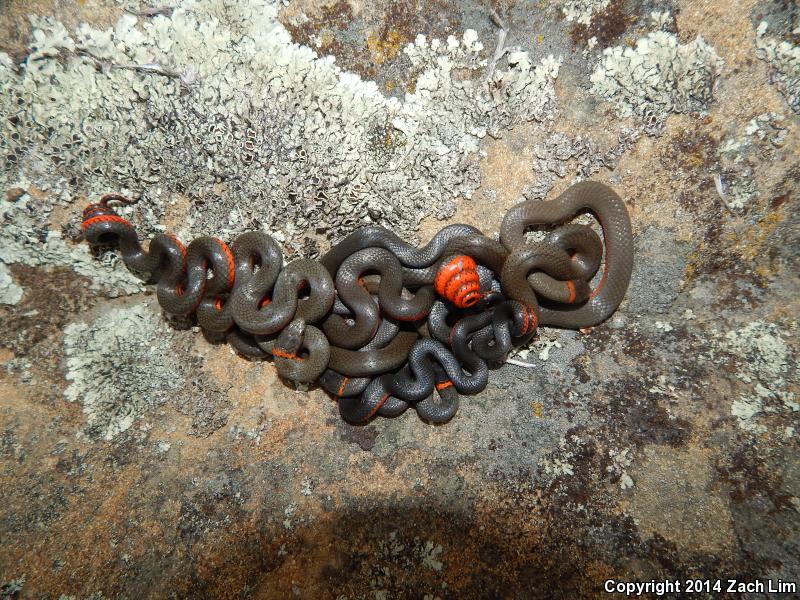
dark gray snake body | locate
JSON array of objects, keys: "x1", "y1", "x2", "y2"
[
  {"x1": 500, "y1": 181, "x2": 634, "y2": 328},
  {"x1": 82, "y1": 181, "x2": 633, "y2": 424}
]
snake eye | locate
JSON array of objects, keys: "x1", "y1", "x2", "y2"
[{"x1": 434, "y1": 255, "x2": 481, "y2": 308}]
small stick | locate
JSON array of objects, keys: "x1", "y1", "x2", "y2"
[
  {"x1": 124, "y1": 6, "x2": 174, "y2": 17},
  {"x1": 713, "y1": 172, "x2": 735, "y2": 214},
  {"x1": 486, "y1": 8, "x2": 508, "y2": 83},
  {"x1": 114, "y1": 62, "x2": 182, "y2": 79},
  {"x1": 506, "y1": 357, "x2": 538, "y2": 368}
]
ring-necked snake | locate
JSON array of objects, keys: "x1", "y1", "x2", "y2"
[
  {"x1": 81, "y1": 181, "x2": 633, "y2": 424},
  {"x1": 499, "y1": 180, "x2": 634, "y2": 328}
]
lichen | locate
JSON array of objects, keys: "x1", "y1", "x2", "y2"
[
  {"x1": 541, "y1": 438, "x2": 577, "y2": 477},
  {"x1": 0, "y1": 194, "x2": 143, "y2": 296},
  {"x1": 418, "y1": 540, "x2": 444, "y2": 571},
  {"x1": 367, "y1": 28, "x2": 406, "y2": 65},
  {"x1": 731, "y1": 394, "x2": 766, "y2": 434},
  {"x1": 0, "y1": 263, "x2": 23, "y2": 305},
  {"x1": 0, "y1": 575, "x2": 25, "y2": 599},
  {"x1": 589, "y1": 26, "x2": 723, "y2": 133},
  {"x1": 63, "y1": 303, "x2": 184, "y2": 440},
  {"x1": 516, "y1": 128, "x2": 639, "y2": 202},
  {"x1": 562, "y1": 0, "x2": 611, "y2": 26},
  {"x1": 0, "y1": 0, "x2": 561, "y2": 254},
  {"x1": 375, "y1": 531, "x2": 445, "y2": 575},
  {"x1": 607, "y1": 447, "x2": 634, "y2": 489},
  {"x1": 756, "y1": 21, "x2": 800, "y2": 113},
  {"x1": 724, "y1": 321, "x2": 791, "y2": 382},
  {"x1": 716, "y1": 112, "x2": 788, "y2": 211},
  {"x1": 543, "y1": 455, "x2": 575, "y2": 476},
  {"x1": 719, "y1": 321, "x2": 797, "y2": 434}
]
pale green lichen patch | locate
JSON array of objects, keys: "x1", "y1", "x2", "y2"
[
  {"x1": 0, "y1": 194, "x2": 143, "y2": 296},
  {"x1": 0, "y1": 263, "x2": 23, "y2": 305},
  {"x1": 63, "y1": 303, "x2": 184, "y2": 440},
  {"x1": 607, "y1": 447, "x2": 635, "y2": 489},
  {"x1": 720, "y1": 321, "x2": 797, "y2": 433},
  {"x1": 561, "y1": 0, "x2": 612, "y2": 26},
  {"x1": 373, "y1": 530, "x2": 445, "y2": 583},
  {"x1": 724, "y1": 321, "x2": 791, "y2": 382},
  {"x1": 419, "y1": 539, "x2": 444, "y2": 571},
  {"x1": 0, "y1": 0, "x2": 562, "y2": 251},
  {"x1": 589, "y1": 21, "x2": 723, "y2": 133},
  {"x1": 0, "y1": 575, "x2": 26, "y2": 598},
  {"x1": 716, "y1": 112, "x2": 789, "y2": 212},
  {"x1": 756, "y1": 21, "x2": 800, "y2": 114}
]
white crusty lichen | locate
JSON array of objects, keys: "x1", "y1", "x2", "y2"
[
  {"x1": 649, "y1": 10, "x2": 673, "y2": 31},
  {"x1": 517, "y1": 128, "x2": 640, "y2": 201},
  {"x1": 0, "y1": 263, "x2": 23, "y2": 305},
  {"x1": 543, "y1": 455, "x2": 575, "y2": 476},
  {"x1": 720, "y1": 321, "x2": 797, "y2": 433},
  {"x1": 531, "y1": 336, "x2": 563, "y2": 361},
  {"x1": 419, "y1": 540, "x2": 444, "y2": 572},
  {"x1": 589, "y1": 27, "x2": 723, "y2": 133},
  {"x1": 607, "y1": 447, "x2": 635, "y2": 489},
  {"x1": 64, "y1": 303, "x2": 184, "y2": 440},
  {"x1": 716, "y1": 112, "x2": 788, "y2": 211},
  {"x1": 731, "y1": 394, "x2": 766, "y2": 434},
  {"x1": 0, "y1": 0, "x2": 561, "y2": 254},
  {"x1": 755, "y1": 21, "x2": 800, "y2": 114},
  {"x1": 376, "y1": 531, "x2": 445, "y2": 573},
  {"x1": 0, "y1": 195, "x2": 143, "y2": 296},
  {"x1": 562, "y1": 0, "x2": 611, "y2": 26},
  {"x1": 724, "y1": 321, "x2": 791, "y2": 382}
]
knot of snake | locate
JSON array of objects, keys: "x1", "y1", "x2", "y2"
[{"x1": 81, "y1": 181, "x2": 633, "y2": 424}]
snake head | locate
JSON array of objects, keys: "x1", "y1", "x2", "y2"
[
  {"x1": 434, "y1": 255, "x2": 481, "y2": 308},
  {"x1": 275, "y1": 319, "x2": 306, "y2": 355}
]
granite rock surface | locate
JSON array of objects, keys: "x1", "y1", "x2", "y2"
[{"x1": 0, "y1": 0, "x2": 798, "y2": 598}]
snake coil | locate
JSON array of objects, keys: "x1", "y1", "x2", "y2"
[{"x1": 82, "y1": 182, "x2": 633, "y2": 424}]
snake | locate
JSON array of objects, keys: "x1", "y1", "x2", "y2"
[
  {"x1": 338, "y1": 310, "x2": 495, "y2": 423},
  {"x1": 322, "y1": 247, "x2": 435, "y2": 349},
  {"x1": 499, "y1": 181, "x2": 633, "y2": 328},
  {"x1": 318, "y1": 317, "x2": 418, "y2": 396},
  {"x1": 80, "y1": 180, "x2": 633, "y2": 423},
  {"x1": 337, "y1": 296, "x2": 540, "y2": 424},
  {"x1": 321, "y1": 223, "x2": 482, "y2": 274},
  {"x1": 82, "y1": 196, "x2": 334, "y2": 382}
]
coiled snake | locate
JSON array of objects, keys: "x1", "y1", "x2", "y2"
[{"x1": 81, "y1": 181, "x2": 633, "y2": 424}]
